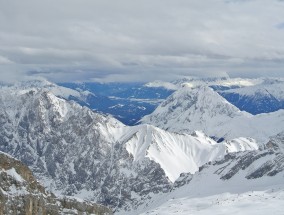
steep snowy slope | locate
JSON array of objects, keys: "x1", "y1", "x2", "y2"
[
  {"x1": 131, "y1": 132, "x2": 284, "y2": 215},
  {"x1": 121, "y1": 125, "x2": 258, "y2": 182},
  {"x1": 141, "y1": 85, "x2": 284, "y2": 142}
]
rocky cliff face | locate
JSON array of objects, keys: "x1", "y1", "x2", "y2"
[
  {"x1": 0, "y1": 151, "x2": 112, "y2": 215},
  {"x1": 0, "y1": 87, "x2": 174, "y2": 212}
]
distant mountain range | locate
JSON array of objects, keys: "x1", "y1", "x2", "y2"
[
  {"x1": 218, "y1": 79, "x2": 284, "y2": 114},
  {"x1": 58, "y1": 82, "x2": 174, "y2": 125},
  {"x1": 56, "y1": 77, "x2": 284, "y2": 126}
]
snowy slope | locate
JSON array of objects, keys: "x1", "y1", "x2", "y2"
[
  {"x1": 121, "y1": 125, "x2": 258, "y2": 182},
  {"x1": 128, "y1": 132, "x2": 284, "y2": 215},
  {"x1": 138, "y1": 188, "x2": 284, "y2": 215},
  {"x1": 141, "y1": 85, "x2": 284, "y2": 143}
]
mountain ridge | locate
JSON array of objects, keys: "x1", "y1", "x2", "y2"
[
  {"x1": 141, "y1": 84, "x2": 284, "y2": 143},
  {"x1": 0, "y1": 81, "x2": 263, "y2": 213},
  {"x1": 130, "y1": 131, "x2": 284, "y2": 215}
]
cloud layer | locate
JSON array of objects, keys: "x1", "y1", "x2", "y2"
[{"x1": 0, "y1": 0, "x2": 284, "y2": 82}]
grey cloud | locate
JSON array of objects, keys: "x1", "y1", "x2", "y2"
[
  {"x1": 276, "y1": 22, "x2": 284, "y2": 29},
  {"x1": 0, "y1": 0, "x2": 284, "y2": 82},
  {"x1": 0, "y1": 56, "x2": 13, "y2": 64}
]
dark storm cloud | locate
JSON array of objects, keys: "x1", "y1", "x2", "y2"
[{"x1": 0, "y1": 0, "x2": 284, "y2": 82}]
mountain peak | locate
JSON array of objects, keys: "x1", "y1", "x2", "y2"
[{"x1": 141, "y1": 85, "x2": 243, "y2": 135}]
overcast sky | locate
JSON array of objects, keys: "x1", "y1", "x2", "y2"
[{"x1": 0, "y1": 0, "x2": 284, "y2": 83}]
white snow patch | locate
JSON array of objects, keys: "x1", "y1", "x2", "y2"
[{"x1": 6, "y1": 168, "x2": 25, "y2": 183}]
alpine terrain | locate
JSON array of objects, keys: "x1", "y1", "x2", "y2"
[
  {"x1": 131, "y1": 131, "x2": 284, "y2": 215},
  {"x1": 0, "y1": 80, "x2": 283, "y2": 214}
]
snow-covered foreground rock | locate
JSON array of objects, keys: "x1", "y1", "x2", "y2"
[
  {"x1": 0, "y1": 81, "x2": 261, "y2": 212},
  {"x1": 141, "y1": 85, "x2": 284, "y2": 143},
  {"x1": 127, "y1": 132, "x2": 284, "y2": 215}
]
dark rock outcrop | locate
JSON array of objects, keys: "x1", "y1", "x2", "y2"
[{"x1": 0, "y1": 152, "x2": 112, "y2": 215}]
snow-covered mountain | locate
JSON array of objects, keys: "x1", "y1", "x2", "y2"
[
  {"x1": 130, "y1": 131, "x2": 284, "y2": 215},
  {"x1": 0, "y1": 87, "x2": 168, "y2": 211},
  {"x1": 3, "y1": 79, "x2": 96, "y2": 106},
  {"x1": 171, "y1": 77, "x2": 263, "y2": 89},
  {"x1": 169, "y1": 77, "x2": 284, "y2": 115},
  {"x1": 55, "y1": 77, "x2": 284, "y2": 125},
  {"x1": 121, "y1": 125, "x2": 258, "y2": 182},
  {"x1": 0, "y1": 81, "x2": 260, "y2": 213},
  {"x1": 219, "y1": 79, "x2": 284, "y2": 114},
  {"x1": 141, "y1": 85, "x2": 284, "y2": 143}
]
